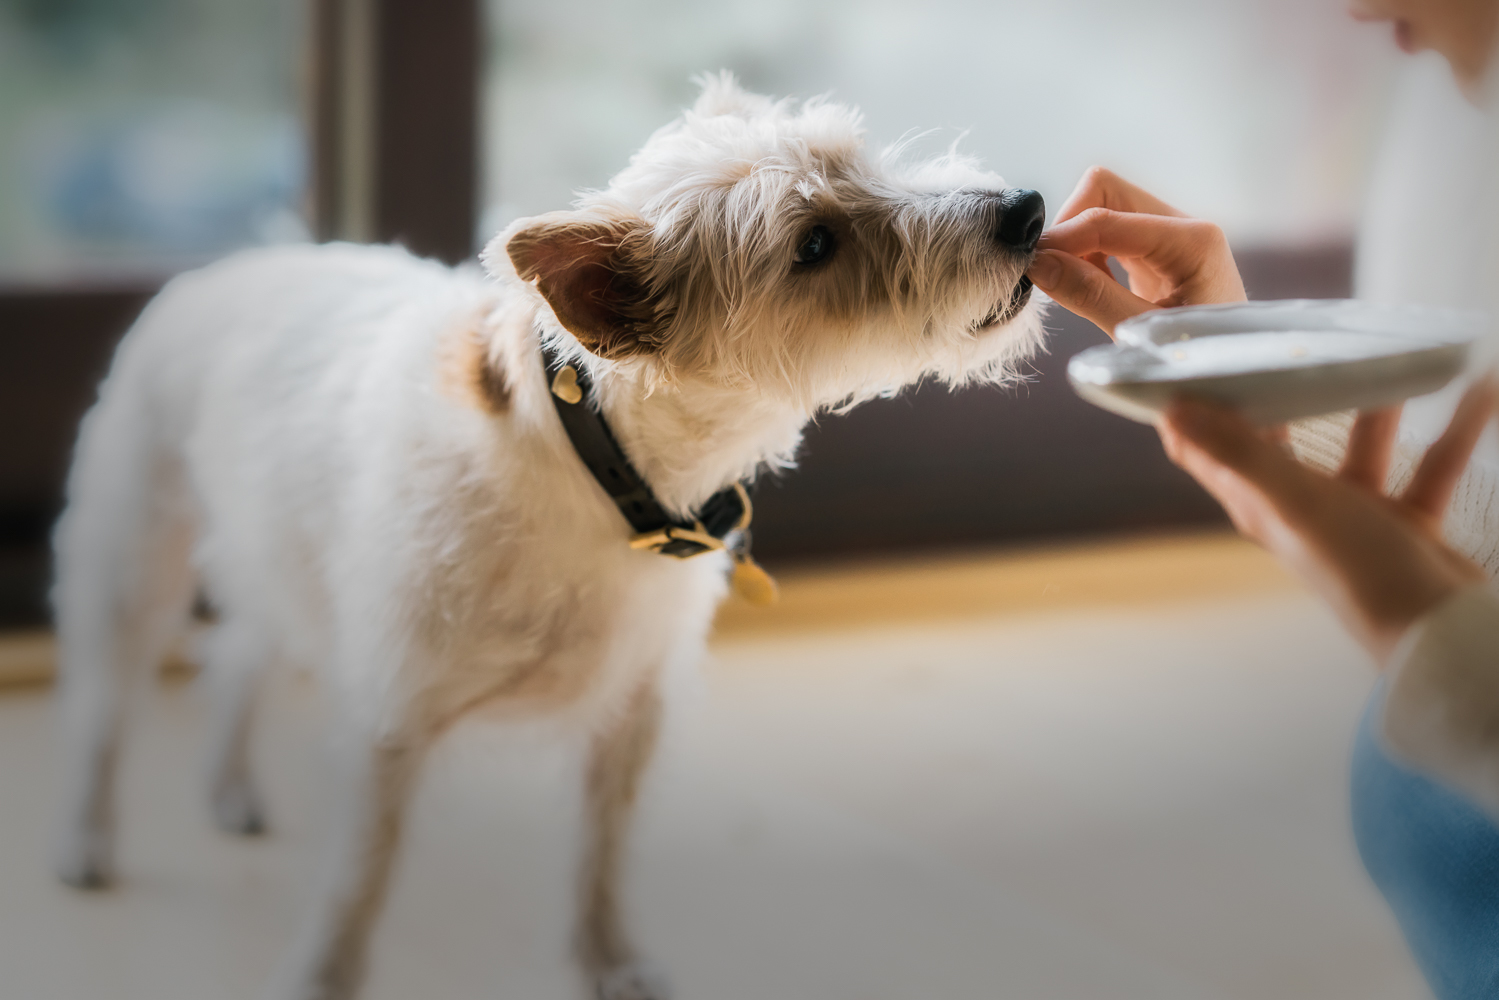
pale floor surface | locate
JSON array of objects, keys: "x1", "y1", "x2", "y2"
[{"x1": 0, "y1": 536, "x2": 1428, "y2": 1000}]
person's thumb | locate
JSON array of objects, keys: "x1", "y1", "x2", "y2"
[
  {"x1": 1162, "y1": 397, "x2": 1317, "y2": 520},
  {"x1": 1161, "y1": 398, "x2": 1267, "y2": 474},
  {"x1": 1026, "y1": 249, "x2": 1156, "y2": 338}
]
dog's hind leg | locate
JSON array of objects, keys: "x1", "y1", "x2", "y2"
[
  {"x1": 52, "y1": 393, "x2": 196, "y2": 888},
  {"x1": 577, "y1": 678, "x2": 670, "y2": 1000},
  {"x1": 203, "y1": 619, "x2": 272, "y2": 835},
  {"x1": 272, "y1": 725, "x2": 430, "y2": 1000}
]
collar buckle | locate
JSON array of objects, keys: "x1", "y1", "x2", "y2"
[{"x1": 629, "y1": 522, "x2": 727, "y2": 559}]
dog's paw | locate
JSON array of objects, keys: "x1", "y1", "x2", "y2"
[
  {"x1": 595, "y1": 961, "x2": 671, "y2": 1000},
  {"x1": 211, "y1": 777, "x2": 269, "y2": 836},
  {"x1": 54, "y1": 826, "x2": 115, "y2": 889},
  {"x1": 264, "y1": 982, "x2": 349, "y2": 1000},
  {"x1": 264, "y1": 959, "x2": 358, "y2": 1000},
  {"x1": 264, "y1": 982, "x2": 351, "y2": 1000}
]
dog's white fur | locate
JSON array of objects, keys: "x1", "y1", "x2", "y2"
[{"x1": 51, "y1": 74, "x2": 1044, "y2": 1000}]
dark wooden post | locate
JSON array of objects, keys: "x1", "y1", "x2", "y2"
[{"x1": 310, "y1": 0, "x2": 480, "y2": 264}]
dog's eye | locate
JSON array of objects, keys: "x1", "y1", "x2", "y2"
[{"x1": 794, "y1": 225, "x2": 835, "y2": 266}]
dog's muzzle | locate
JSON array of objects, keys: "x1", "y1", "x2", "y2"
[
  {"x1": 970, "y1": 188, "x2": 1045, "y2": 331},
  {"x1": 972, "y1": 274, "x2": 1034, "y2": 331}
]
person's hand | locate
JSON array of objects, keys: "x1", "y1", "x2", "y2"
[
  {"x1": 1158, "y1": 381, "x2": 1497, "y2": 662},
  {"x1": 1027, "y1": 167, "x2": 1248, "y2": 336}
]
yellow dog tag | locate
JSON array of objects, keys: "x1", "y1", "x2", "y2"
[
  {"x1": 732, "y1": 552, "x2": 778, "y2": 606},
  {"x1": 551, "y1": 365, "x2": 583, "y2": 404}
]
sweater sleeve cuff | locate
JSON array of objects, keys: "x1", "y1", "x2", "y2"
[{"x1": 1382, "y1": 584, "x2": 1499, "y2": 819}]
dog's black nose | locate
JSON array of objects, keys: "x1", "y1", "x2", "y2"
[{"x1": 996, "y1": 189, "x2": 1046, "y2": 252}]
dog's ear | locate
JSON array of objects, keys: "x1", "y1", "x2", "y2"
[{"x1": 495, "y1": 211, "x2": 662, "y2": 359}]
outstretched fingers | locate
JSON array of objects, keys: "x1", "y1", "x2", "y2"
[
  {"x1": 1340, "y1": 406, "x2": 1403, "y2": 492},
  {"x1": 1401, "y1": 379, "x2": 1498, "y2": 522}
]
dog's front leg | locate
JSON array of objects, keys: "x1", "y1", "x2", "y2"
[
  {"x1": 272, "y1": 730, "x2": 428, "y2": 1000},
  {"x1": 577, "y1": 677, "x2": 670, "y2": 1000}
]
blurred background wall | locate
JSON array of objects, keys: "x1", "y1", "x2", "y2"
[
  {"x1": 0, "y1": 0, "x2": 305, "y2": 280},
  {"x1": 484, "y1": 0, "x2": 1391, "y2": 248},
  {"x1": 0, "y1": 0, "x2": 1407, "y2": 623}
]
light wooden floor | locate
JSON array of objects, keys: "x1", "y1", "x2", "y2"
[
  {"x1": 0, "y1": 533, "x2": 1426, "y2": 1000},
  {"x1": 713, "y1": 529, "x2": 1295, "y2": 636},
  {"x1": 1, "y1": 529, "x2": 1292, "y2": 688}
]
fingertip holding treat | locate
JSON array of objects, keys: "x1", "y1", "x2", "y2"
[{"x1": 1026, "y1": 250, "x2": 1064, "y2": 287}]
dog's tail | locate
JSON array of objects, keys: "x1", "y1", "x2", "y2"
[{"x1": 50, "y1": 294, "x2": 200, "y2": 888}]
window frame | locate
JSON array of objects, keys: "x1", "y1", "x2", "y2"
[{"x1": 0, "y1": 0, "x2": 480, "y2": 625}]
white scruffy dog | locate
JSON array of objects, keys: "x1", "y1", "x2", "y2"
[{"x1": 51, "y1": 74, "x2": 1045, "y2": 1000}]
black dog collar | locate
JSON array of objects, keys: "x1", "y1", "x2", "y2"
[{"x1": 540, "y1": 343, "x2": 755, "y2": 560}]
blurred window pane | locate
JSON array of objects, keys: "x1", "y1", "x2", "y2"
[
  {"x1": 0, "y1": 0, "x2": 307, "y2": 282},
  {"x1": 484, "y1": 0, "x2": 1395, "y2": 247}
]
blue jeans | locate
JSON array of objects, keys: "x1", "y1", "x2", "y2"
[{"x1": 1351, "y1": 682, "x2": 1499, "y2": 999}]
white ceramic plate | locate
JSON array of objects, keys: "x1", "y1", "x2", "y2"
[{"x1": 1066, "y1": 299, "x2": 1483, "y2": 425}]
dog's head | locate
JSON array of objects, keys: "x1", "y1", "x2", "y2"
[{"x1": 485, "y1": 73, "x2": 1046, "y2": 410}]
